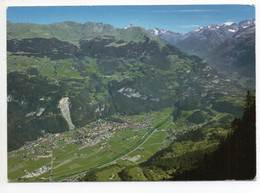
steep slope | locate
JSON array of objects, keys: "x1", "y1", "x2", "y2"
[
  {"x1": 172, "y1": 91, "x2": 255, "y2": 180},
  {"x1": 207, "y1": 23, "x2": 255, "y2": 77},
  {"x1": 7, "y1": 21, "x2": 246, "y2": 151},
  {"x1": 149, "y1": 28, "x2": 186, "y2": 45},
  {"x1": 176, "y1": 22, "x2": 238, "y2": 58},
  {"x1": 149, "y1": 19, "x2": 255, "y2": 78},
  {"x1": 149, "y1": 19, "x2": 255, "y2": 60}
]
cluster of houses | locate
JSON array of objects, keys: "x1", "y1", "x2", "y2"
[{"x1": 9, "y1": 115, "x2": 154, "y2": 161}]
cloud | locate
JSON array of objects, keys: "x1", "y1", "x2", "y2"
[
  {"x1": 126, "y1": 9, "x2": 168, "y2": 13},
  {"x1": 126, "y1": 9, "x2": 218, "y2": 13},
  {"x1": 126, "y1": 9, "x2": 143, "y2": 12},
  {"x1": 176, "y1": 9, "x2": 218, "y2": 13},
  {"x1": 179, "y1": 24, "x2": 200, "y2": 28},
  {"x1": 150, "y1": 10, "x2": 168, "y2": 13}
]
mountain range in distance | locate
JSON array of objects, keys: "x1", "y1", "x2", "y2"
[{"x1": 149, "y1": 18, "x2": 255, "y2": 77}]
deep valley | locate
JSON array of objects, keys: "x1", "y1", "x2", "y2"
[{"x1": 7, "y1": 18, "x2": 255, "y2": 182}]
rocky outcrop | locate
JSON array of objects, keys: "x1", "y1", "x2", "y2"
[{"x1": 58, "y1": 97, "x2": 75, "y2": 130}]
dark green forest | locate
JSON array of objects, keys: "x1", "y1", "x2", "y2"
[{"x1": 172, "y1": 91, "x2": 256, "y2": 180}]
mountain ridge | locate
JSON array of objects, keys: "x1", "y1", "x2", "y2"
[
  {"x1": 149, "y1": 18, "x2": 255, "y2": 77},
  {"x1": 7, "y1": 20, "x2": 165, "y2": 46},
  {"x1": 207, "y1": 23, "x2": 255, "y2": 77},
  {"x1": 7, "y1": 21, "x2": 247, "y2": 152}
]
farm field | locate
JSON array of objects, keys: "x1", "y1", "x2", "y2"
[
  {"x1": 8, "y1": 102, "x2": 235, "y2": 182},
  {"x1": 8, "y1": 108, "x2": 177, "y2": 182}
]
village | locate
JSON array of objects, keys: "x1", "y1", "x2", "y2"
[
  {"x1": 8, "y1": 108, "x2": 207, "y2": 181},
  {"x1": 8, "y1": 114, "x2": 154, "y2": 162}
]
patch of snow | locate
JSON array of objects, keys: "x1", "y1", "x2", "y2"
[
  {"x1": 161, "y1": 30, "x2": 167, "y2": 34},
  {"x1": 242, "y1": 26, "x2": 248, "y2": 29},
  {"x1": 195, "y1": 29, "x2": 200, "y2": 32},
  {"x1": 151, "y1": 28, "x2": 159, "y2": 35},
  {"x1": 224, "y1": 22, "x2": 234, "y2": 26},
  {"x1": 228, "y1": 29, "x2": 236, "y2": 32},
  {"x1": 154, "y1": 29, "x2": 159, "y2": 35}
]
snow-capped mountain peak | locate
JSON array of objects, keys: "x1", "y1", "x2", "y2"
[
  {"x1": 151, "y1": 28, "x2": 159, "y2": 35},
  {"x1": 149, "y1": 28, "x2": 186, "y2": 45},
  {"x1": 149, "y1": 18, "x2": 255, "y2": 59},
  {"x1": 224, "y1": 22, "x2": 234, "y2": 26}
]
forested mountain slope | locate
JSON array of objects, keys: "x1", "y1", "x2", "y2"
[{"x1": 7, "y1": 21, "x2": 247, "y2": 152}]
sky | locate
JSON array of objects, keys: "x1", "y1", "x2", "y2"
[{"x1": 7, "y1": 5, "x2": 255, "y2": 34}]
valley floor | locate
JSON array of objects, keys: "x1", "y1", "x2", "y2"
[{"x1": 8, "y1": 107, "x2": 231, "y2": 182}]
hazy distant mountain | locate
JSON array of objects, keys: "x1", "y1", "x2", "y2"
[
  {"x1": 149, "y1": 19, "x2": 254, "y2": 58},
  {"x1": 148, "y1": 28, "x2": 186, "y2": 45},
  {"x1": 176, "y1": 22, "x2": 237, "y2": 58},
  {"x1": 149, "y1": 19, "x2": 255, "y2": 77},
  {"x1": 177, "y1": 19, "x2": 255, "y2": 58},
  {"x1": 207, "y1": 21, "x2": 255, "y2": 77}
]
